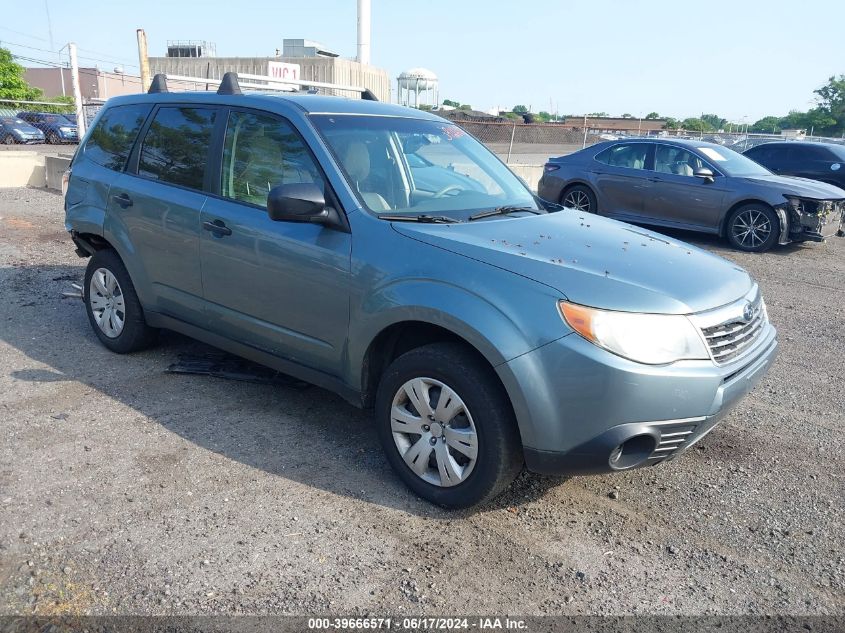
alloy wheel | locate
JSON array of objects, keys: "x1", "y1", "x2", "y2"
[
  {"x1": 732, "y1": 209, "x2": 772, "y2": 249},
  {"x1": 390, "y1": 377, "x2": 479, "y2": 487},
  {"x1": 89, "y1": 268, "x2": 126, "y2": 338},
  {"x1": 564, "y1": 189, "x2": 591, "y2": 212}
]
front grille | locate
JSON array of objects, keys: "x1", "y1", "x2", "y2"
[
  {"x1": 647, "y1": 419, "x2": 700, "y2": 462},
  {"x1": 700, "y1": 294, "x2": 765, "y2": 365}
]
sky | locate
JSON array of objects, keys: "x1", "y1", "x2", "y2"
[{"x1": 1, "y1": 0, "x2": 842, "y2": 123}]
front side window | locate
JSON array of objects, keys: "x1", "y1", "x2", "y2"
[
  {"x1": 85, "y1": 104, "x2": 151, "y2": 171},
  {"x1": 655, "y1": 145, "x2": 709, "y2": 176},
  {"x1": 595, "y1": 143, "x2": 649, "y2": 170},
  {"x1": 220, "y1": 110, "x2": 324, "y2": 208},
  {"x1": 138, "y1": 106, "x2": 217, "y2": 190},
  {"x1": 311, "y1": 115, "x2": 538, "y2": 217}
]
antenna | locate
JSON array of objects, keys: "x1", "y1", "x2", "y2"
[
  {"x1": 148, "y1": 74, "x2": 169, "y2": 94},
  {"x1": 217, "y1": 72, "x2": 242, "y2": 95}
]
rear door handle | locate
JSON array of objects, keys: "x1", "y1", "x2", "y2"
[
  {"x1": 111, "y1": 193, "x2": 133, "y2": 208},
  {"x1": 203, "y1": 219, "x2": 232, "y2": 237}
]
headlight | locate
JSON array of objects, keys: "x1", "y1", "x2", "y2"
[
  {"x1": 59, "y1": 127, "x2": 73, "y2": 133},
  {"x1": 559, "y1": 301, "x2": 709, "y2": 365}
]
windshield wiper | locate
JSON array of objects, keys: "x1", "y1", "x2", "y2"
[
  {"x1": 379, "y1": 214, "x2": 460, "y2": 224},
  {"x1": 468, "y1": 206, "x2": 543, "y2": 221}
]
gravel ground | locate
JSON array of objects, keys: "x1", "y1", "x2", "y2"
[{"x1": 0, "y1": 187, "x2": 843, "y2": 618}]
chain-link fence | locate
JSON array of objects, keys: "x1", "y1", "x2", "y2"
[{"x1": 447, "y1": 116, "x2": 845, "y2": 164}]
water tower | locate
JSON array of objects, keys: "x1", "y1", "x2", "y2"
[{"x1": 397, "y1": 68, "x2": 439, "y2": 108}]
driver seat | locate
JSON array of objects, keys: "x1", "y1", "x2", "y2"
[{"x1": 341, "y1": 142, "x2": 391, "y2": 211}]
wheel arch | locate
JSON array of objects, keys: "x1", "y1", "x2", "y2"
[
  {"x1": 719, "y1": 198, "x2": 779, "y2": 237},
  {"x1": 559, "y1": 180, "x2": 598, "y2": 210}
]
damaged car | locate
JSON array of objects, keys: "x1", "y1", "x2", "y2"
[
  {"x1": 65, "y1": 75, "x2": 778, "y2": 508},
  {"x1": 539, "y1": 139, "x2": 845, "y2": 252}
]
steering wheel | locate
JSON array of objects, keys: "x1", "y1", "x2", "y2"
[{"x1": 433, "y1": 184, "x2": 462, "y2": 198}]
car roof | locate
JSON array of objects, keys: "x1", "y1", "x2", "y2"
[
  {"x1": 587, "y1": 138, "x2": 727, "y2": 151},
  {"x1": 746, "y1": 140, "x2": 845, "y2": 150},
  {"x1": 101, "y1": 91, "x2": 445, "y2": 121}
]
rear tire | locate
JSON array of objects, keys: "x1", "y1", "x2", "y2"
[
  {"x1": 726, "y1": 204, "x2": 779, "y2": 252},
  {"x1": 375, "y1": 342, "x2": 523, "y2": 509},
  {"x1": 83, "y1": 249, "x2": 158, "y2": 353},
  {"x1": 46, "y1": 131, "x2": 59, "y2": 144},
  {"x1": 561, "y1": 184, "x2": 597, "y2": 213},
  {"x1": 3, "y1": 135, "x2": 15, "y2": 145}
]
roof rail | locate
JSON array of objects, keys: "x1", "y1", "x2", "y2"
[
  {"x1": 148, "y1": 74, "x2": 169, "y2": 94},
  {"x1": 162, "y1": 71, "x2": 377, "y2": 100}
]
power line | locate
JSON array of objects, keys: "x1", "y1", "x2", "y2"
[
  {"x1": 0, "y1": 26, "x2": 50, "y2": 42},
  {"x1": 2, "y1": 39, "x2": 139, "y2": 70}
]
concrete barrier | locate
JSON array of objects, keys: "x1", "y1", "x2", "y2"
[
  {"x1": 0, "y1": 152, "x2": 46, "y2": 188},
  {"x1": 45, "y1": 155, "x2": 72, "y2": 190},
  {"x1": 506, "y1": 164, "x2": 544, "y2": 193}
]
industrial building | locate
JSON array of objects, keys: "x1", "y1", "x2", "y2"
[
  {"x1": 148, "y1": 38, "x2": 390, "y2": 102},
  {"x1": 23, "y1": 67, "x2": 142, "y2": 101}
]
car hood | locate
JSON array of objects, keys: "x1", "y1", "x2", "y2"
[
  {"x1": 392, "y1": 211, "x2": 753, "y2": 315},
  {"x1": 741, "y1": 173, "x2": 845, "y2": 198}
]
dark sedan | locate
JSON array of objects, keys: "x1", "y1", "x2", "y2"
[
  {"x1": 538, "y1": 139, "x2": 845, "y2": 252},
  {"x1": 744, "y1": 141, "x2": 845, "y2": 190},
  {"x1": 0, "y1": 117, "x2": 45, "y2": 144},
  {"x1": 16, "y1": 111, "x2": 78, "y2": 144}
]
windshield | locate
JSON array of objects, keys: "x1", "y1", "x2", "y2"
[
  {"x1": 310, "y1": 114, "x2": 539, "y2": 217},
  {"x1": 694, "y1": 145, "x2": 771, "y2": 177}
]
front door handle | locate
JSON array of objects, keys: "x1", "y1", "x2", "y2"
[
  {"x1": 111, "y1": 193, "x2": 133, "y2": 208},
  {"x1": 203, "y1": 219, "x2": 232, "y2": 237}
]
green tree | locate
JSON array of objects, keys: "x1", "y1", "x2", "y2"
[
  {"x1": 681, "y1": 117, "x2": 711, "y2": 132},
  {"x1": 442, "y1": 98, "x2": 461, "y2": 108},
  {"x1": 457, "y1": 104, "x2": 472, "y2": 110},
  {"x1": 701, "y1": 113, "x2": 726, "y2": 130},
  {"x1": 663, "y1": 117, "x2": 679, "y2": 129},
  {"x1": 0, "y1": 47, "x2": 43, "y2": 104},
  {"x1": 645, "y1": 112, "x2": 660, "y2": 119},
  {"x1": 536, "y1": 111, "x2": 552, "y2": 122},
  {"x1": 512, "y1": 105, "x2": 529, "y2": 114},
  {"x1": 621, "y1": 113, "x2": 633, "y2": 118},
  {"x1": 751, "y1": 116, "x2": 782, "y2": 133},
  {"x1": 587, "y1": 112, "x2": 608, "y2": 117}
]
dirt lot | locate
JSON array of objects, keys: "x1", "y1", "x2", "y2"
[{"x1": 0, "y1": 187, "x2": 843, "y2": 618}]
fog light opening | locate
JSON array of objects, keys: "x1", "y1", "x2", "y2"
[{"x1": 609, "y1": 435, "x2": 657, "y2": 470}]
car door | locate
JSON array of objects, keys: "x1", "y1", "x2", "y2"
[
  {"x1": 199, "y1": 108, "x2": 351, "y2": 375},
  {"x1": 590, "y1": 142, "x2": 653, "y2": 219},
  {"x1": 784, "y1": 145, "x2": 839, "y2": 182},
  {"x1": 645, "y1": 144, "x2": 729, "y2": 230},
  {"x1": 106, "y1": 105, "x2": 218, "y2": 325}
]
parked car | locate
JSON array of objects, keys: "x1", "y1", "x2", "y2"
[
  {"x1": 64, "y1": 75, "x2": 778, "y2": 508},
  {"x1": 0, "y1": 116, "x2": 45, "y2": 144},
  {"x1": 743, "y1": 141, "x2": 845, "y2": 190},
  {"x1": 16, "y1": 111, "x2": 78, "y2": 144},
  {"x1": 539, "y1": 139, "x2": 845, "y2": 252}
]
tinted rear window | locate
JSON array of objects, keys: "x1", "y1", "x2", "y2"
[
  {"x1": 138, "y1": 107, "x2": 217, "y2": 190},
  {"x1": 84, "y1": 104, "x2": 151, "y2": 171}
]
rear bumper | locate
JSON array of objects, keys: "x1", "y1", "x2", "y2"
[{"x1": 499, "y1": 323, "x2": 778, "y2": 476}]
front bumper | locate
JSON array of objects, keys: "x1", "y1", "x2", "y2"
[
  {"x1": 779, "y1": 200, "x2": 845, "y2": 243},
  {"x1": 498, "y1": 321, "x2": 778, "y2": 476}
]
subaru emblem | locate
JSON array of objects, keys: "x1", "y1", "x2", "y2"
[{"x1": 742, "y1": 303, "x2": 754, "y2": 322}]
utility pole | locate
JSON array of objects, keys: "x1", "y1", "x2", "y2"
[
  {"x1": 137, "y1": 29, "x2": 150, "y2": 92},
  {"x1": 69, "y1": 42, "x2": 86, "y2": 136},
  {"x1": 582, "y1": 114, "x2": 589, "y2": 148}
]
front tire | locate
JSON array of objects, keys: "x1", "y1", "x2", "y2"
[
  {"x1": 726, "y1": 204, "x2": 779, "y2": 252},
  {"x1": 3, "y1": 135, "x2": 15, "y2": 145},
  {"x1": 46, "y1": 131, "x2": 59, "y2": 144},
  {"x1": 83, "y1": 249, "x2": 157, "y2": 353},
  {"x1": 375, "y1": 343, "x2": 523, "y2": 508},
  {"x1": 561, "y1": 184, "x2": 597, "y2": 213}
]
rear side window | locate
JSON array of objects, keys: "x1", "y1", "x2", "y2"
[
  {"x1": 595, "y1": 143, "x2": 649, "y2": 170},
  {"x1": 84, "y1": 104, "x2": 151, "y2": 171},
  {"x1": 138, "y1": 106, "x2": 217, "y2": 190}
]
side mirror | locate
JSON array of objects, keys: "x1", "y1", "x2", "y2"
[
  {"x1": 693, "y1": 167, "x2": 715, "y2": 183},
  {"x1": 267, "y1": 183, "x2": 330, "y2": 223}
]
